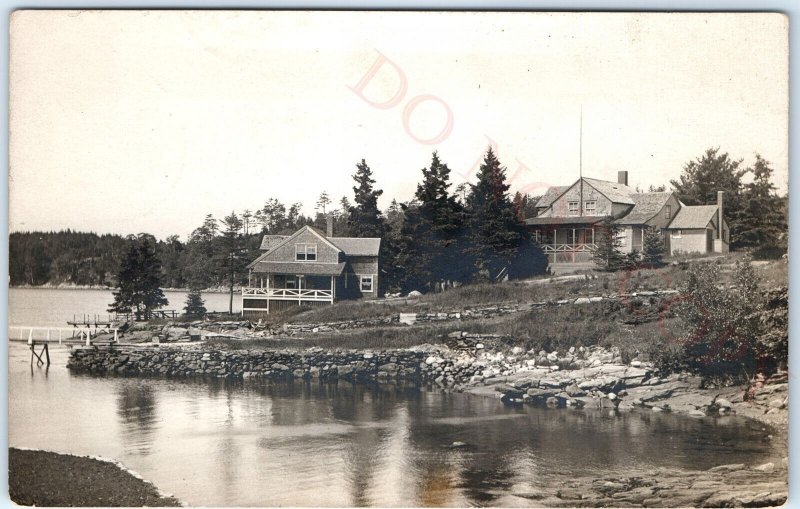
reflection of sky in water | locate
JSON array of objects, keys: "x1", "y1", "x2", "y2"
[{"x1": 9, "y1": 342, "x2": 778, "y2": 507}]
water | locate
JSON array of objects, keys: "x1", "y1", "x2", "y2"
[
  {"x1": 7, "y1": 289, "x2": 780, "y2": 506},
  {"x1": 9, "y1": 288, "x2": 241, "y2": 327}
]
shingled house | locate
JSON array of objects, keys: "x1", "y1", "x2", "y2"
[
  {"x1": 242, "y1": 218, "x2": 381, "y2": 316},
  {"x1": 526, "y1": 171, "x2": 729, "y2": 273}
]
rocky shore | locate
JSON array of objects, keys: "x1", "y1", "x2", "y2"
[
  {"x1": 510, "y1": 461, "x2": 787, "y2": 507},
  {"x1": 67, "y1": 334, "x2": 787, "y2": 431},
  {"x1": 8, "y1": 448, "x2": 181, "y2": 507}
]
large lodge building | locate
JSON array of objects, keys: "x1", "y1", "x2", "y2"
[{"x1": 526, "y1": 171, "x2": 729, "y2": 274}]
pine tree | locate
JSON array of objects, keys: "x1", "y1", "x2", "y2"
[
  {"x1": 593, "y1": 218, "x2": 626, "y2": 272},
  {"x1": 348, "y1": 159, "x2": 385, "y2": 238},
  {"x1": 316, "y1": 191, "x2": 332, "y2": 214},
  {"x1": 465, "y1": 147, "x2": 543, "y2": 281},
  {"x1": 184, "y1": 290, "x2": 207, "y2": 317},
  {"x1": 738, "y1": 155, "x2": 787, "y2": 255},
  {"x1": 217, "y1": 212, "x2": 246, "y2": 315},
  {"x1": 642, "y1": 226, "x2": 666, "y2": 267},
  {"x1": 397, "y1": 152, "x2": 467, "y2": 291},
  {"x1": 108, "y1": 235, "x2": 168, "y2": 320}
]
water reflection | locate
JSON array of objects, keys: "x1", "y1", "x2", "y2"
[
  {"x1": 116, "y1": 382, "x2": 158, "y2": 456},
  {"x1": 10, "y1": 350, "x2": 779, "y2": 508}
]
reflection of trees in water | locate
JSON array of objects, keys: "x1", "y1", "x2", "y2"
[{"x1": 116, "y1": 382, "x2": 158, "y2": 456}]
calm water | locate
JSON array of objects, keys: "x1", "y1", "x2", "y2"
[{"x1": 7, "y1": 289, "x2": 779, "y2": 506}]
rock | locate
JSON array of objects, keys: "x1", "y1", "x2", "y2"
[
  {"x1": 607, "y1": 392, "x2": 618, "y2": 401},
  {"x1": 475, "y1": 343, "x2": 485, "y2": 350},
  {"x1": 753, "y1": 462, "x2": 775, "y2": 473},
  {"x1": 709, "y1": 463, "x2": 745, "y2": 472},
  {"x1": 546, "y1": 352, "x2": 558, "y2": 362},
  {"x1": 715, "y1": 398, "x2": 732, "y2": 409},
  {"x1": 630, "y1": 360, "x2": 642, "y2": 368},
  {"x1": 511, "y1": 346, "x2": 524, "y2": 355},
  {"x1": 574, "y1": 297, "x2": 591, "y2": 305},
  {"x1": 407, "y1": 290, "x2": 423, "y2": 297},
  {"x1": 768, "y1": 398, "x2": 785, "y2": 409},
  {"x1": 448, "y1": 441, "x2": 467, "y2": 448}
]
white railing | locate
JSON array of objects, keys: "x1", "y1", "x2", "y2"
[
  {"x1": 541, "y1": 243, "x2": 598, "y2": 253},
  {"x1": 242, "y1": 287, "x2": 333, "y2": 302},
  {"x1": 8, "y1": 326, "x2": 119, "y2": 346}
]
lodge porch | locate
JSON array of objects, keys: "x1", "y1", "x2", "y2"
[
  {"x1": 242, "y1": 273, "x2": 337, "y2": 316},
  {"x1": 527, "y1": 217, "x2": 603, "y2": 274}
]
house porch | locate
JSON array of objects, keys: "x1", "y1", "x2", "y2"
[{"x1": 242, "y1": 273, "x2": 337, "y2": 316}]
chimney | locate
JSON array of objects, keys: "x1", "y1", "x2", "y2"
[
  {"x1": 717, "y1": 191, "x2": 724, "y2": 239},
  {"x1": 617, "y1": 171, "x2": 629, "y2": 186},
  {"x1": 326, "y1": 213, "x2": 334, "y2": 237}
]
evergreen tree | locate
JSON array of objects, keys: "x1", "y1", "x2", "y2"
[
  {"x1": 738, "y1": 154, "x2": 787, "y2": 255},
  {"x1": 465, "y1": 148, "x2": 543, "y2": 281},
  {"x1": 108, "y1": 235, "x2": 168, "y2": 320},
  {"x1": 642, "y1": 226, "x2": 666, "y2": 267},
  {"x1": 348, "y1": 159, "x2": 385, "y2": 238},
  {"x1": 316, "y1": 191, "x2": 332, "y2": 214},
  {"x1": 184, "y1": 290, "x2": 207, "y2": 317},
  {"x1": 670, "y1": 148, "x2": 747, "y2": 247},
  {"x1": 397, "y1": 152, "x2": 467, "y2": 291},
  {"x1": 217, "y1": 212, "x2": 247, "y2": 315},
  {"x1": 593, "y1": 218, "x2": 626, "y2": 272}
]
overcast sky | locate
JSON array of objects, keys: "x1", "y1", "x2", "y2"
[{"x1": 10, "y1": 11, "x2": 788, "y2": 240}]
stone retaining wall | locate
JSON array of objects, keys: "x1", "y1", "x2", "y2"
[{"x1": 66, "y1": 345, "x2": 483, "y2": 387}]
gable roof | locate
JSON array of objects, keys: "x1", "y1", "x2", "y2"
[
  {"x1": 250, "y1": 261, "x2": 346, "y2": 276},
  {"x1": 583, "y1": 178, "x2": 636, "y2": 205},
  {"x1": 667, "y1": 205, "x2": 719, "y2": 229},
  {"x1": 535, "y1": 186, "x2": 570, "y2": 208},
  {"x1": 247, "y1": 226, "x2": 342, "y2": 269},
  {"x1": 259, "y1": 235, "x2": 290, "y2": 251},
  {"x1": 328, "y1": 237, "x2": 381, "y2": 256},
  {"x1": 616, "y1": 192, "x2": 673, "y2": 225}
]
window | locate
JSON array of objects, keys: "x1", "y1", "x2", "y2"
[
  {"x1": 568, "y1": 201, "x2": 579, "y2": 215},
  {"x1": 615, "y1": 230, "x2": 627, "y2": 246},
  {"x1": 672, "y1": 229, "x2": 682, "y2": 238},
  {"x1": 665, "y1": 205, "x2": 672, "y2": 219},
  {"x1": 360, "y1": 275, "x2": 373, "y2": 292},
  {"x1": 584, "y1": 201, "x2": 596, "y2": 213},
  {"x1": 295, "y1": 243, "x2": 317, "y2": 261}
]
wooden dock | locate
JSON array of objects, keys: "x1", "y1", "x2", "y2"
[{"x1": 9, "y1": 326, "x2": 120, "y2": 367}]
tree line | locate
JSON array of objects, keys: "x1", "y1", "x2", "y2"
[{"x1": 10, "y1": 146, "x2": 787, "y2": 313}]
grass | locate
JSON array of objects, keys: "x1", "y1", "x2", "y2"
[{"x1": 211, "y1": 297, "x2": 685, "y2": 359}]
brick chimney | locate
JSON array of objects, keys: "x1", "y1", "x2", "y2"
[
  {"x1": 617, "y1": 171, "x2": 628, "y2": 186},
  {"x1": 717, "y1": 191, "x2": 724, "y2": 239},
  {"x1": 326, "y1": 213, "x2": 334, "y2": 237}
]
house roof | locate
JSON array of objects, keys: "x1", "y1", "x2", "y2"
[
  {"x1": 250, "y1": 261, "x2": 347, "y2": 276},
  {"x1": 583, "y1": 178, "x2": 636, "y2": 205},
  {"x1": 534, "y1": 186, "x2": 570, "y2": 208},
  {"x1": 526, "y1": 216, "x2": 607, "y2": 226},
  {"x1": 616, "y1": 192, "x2": 672, "y2": 225},
  {"x1": 259, "y1": 235, "x2": 290, "y2": 251},
  {"x1": 328, "y1": 237, "x2": 381, "y2": 256},
  {"x1": 667, "y1": 205, "x2": 719, "y2": 229}
]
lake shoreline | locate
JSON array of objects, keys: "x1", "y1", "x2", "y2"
[
  {"x1": 10, "y1": 284, "x2": 234, "y2": 293},
  {"x1": 8, "y1": 447, "x2": 182, "y2": 507}
]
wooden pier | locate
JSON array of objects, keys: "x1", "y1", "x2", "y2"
[{"x1": 9, "y1": 326, "x2": 120, "y2": 367}]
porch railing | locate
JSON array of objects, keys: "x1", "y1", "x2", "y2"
[
  {"x1": 541, "y1": 243, "x2": 597, "y2": 264},
  {"x1": 242, "y1": 287, "x2": 333, "y2": 301}
]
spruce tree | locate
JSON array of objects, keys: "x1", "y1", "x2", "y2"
[
  {"x1": 397, "y1": 152, "x2": 467, "y2": 291},
  {"x1": 642, "y1": 226, "x2": 666, "y2": 267},
  {"x1": 593, "y1": 218, "x2": 626, "y2": 272},
  {"x1": 465, "y1": 148, "x2": 542, "y2": 281},
  {"x1": 217, "y1": 212, "x2": 247, "y2": 315},
  {"x1": 108, "y1": 235, "x2": 168, "y2": 320},
  {"x1": 348, "y1": 159, "x2": 385, "y2": 238},
  {"x1": 738, "y1": 155, "x2": 787, "y2": 255},
  {"x1": 184, "y1": 290, "x2": 207, "y2": 317}
]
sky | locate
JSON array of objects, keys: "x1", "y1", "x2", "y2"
[{"x1": 9, "y1": 11, "x2": 789, "y2": 240}]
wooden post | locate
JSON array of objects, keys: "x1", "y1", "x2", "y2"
[
  {"x1": 44, "y1": 344, "x2": 50, "y2": 366},
  {"x1": 114, "y1": 329, "x2": 118, "y2": 343},
  {"x1": 85, "y1": 330, "x2": 90, "y2": 346},
  {"x1": 27, "y1": 329, "x2": 32, "y2": 345},
  {"x1": 59, "y1": 329, "x2": 62, "y2": 345}
]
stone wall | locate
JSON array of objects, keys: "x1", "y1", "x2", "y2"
[{"x1": 66, "y1": 345, "x2": 483, "y2": 387}]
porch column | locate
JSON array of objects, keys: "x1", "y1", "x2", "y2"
[{"x1": 330, "y1": 276, "x2": 335, "y2": 304}]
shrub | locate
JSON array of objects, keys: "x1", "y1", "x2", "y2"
[{"x1": 676, "y1": 256, "x2": 762, "y2": 383}]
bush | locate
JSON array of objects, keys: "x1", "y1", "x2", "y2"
[{"x1": 676, "y1": 256, "x2": 762, "y2": 383}]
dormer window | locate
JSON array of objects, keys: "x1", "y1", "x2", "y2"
[
  {"x1": 568, "y1": 201, "x2": 579, "y2": 215},
  {"x1": 295, "y1": 243, "x2": 317, "y2": 261}
]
